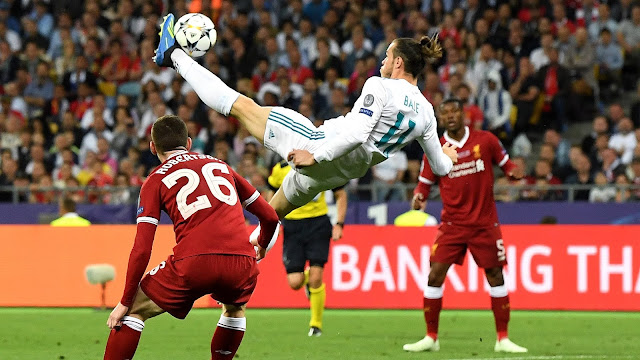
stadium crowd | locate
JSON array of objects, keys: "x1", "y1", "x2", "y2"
[{"x1": 0, "y1": 0, "x2": 640, "y2": 204}]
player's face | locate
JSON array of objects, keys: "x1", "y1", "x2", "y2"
[
  {"x1": 440, "y1": 103, "x2": 464, "y2": 132},
  {"x1": 380, "y1": 43, "x2": 395, "y2": 78}
]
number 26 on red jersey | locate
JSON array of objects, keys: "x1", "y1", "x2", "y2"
[{"x1": 161, "y1": 163, "x2": 238, "y2": 220}]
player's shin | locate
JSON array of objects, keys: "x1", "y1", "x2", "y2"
[
  {"x1": 211, "y1": 315, "x2": 246, "y2": 359},
  {"x1": 171, "y1": 50, "x2": 240, "y2": 117},
  {"x1": 103, "y1": 316, "x2": 144, "y2": 360},
  {"x1": 308, "y1": 283, "x2": 326, "y2": 331},
  {"x1": 489, "y1": 284, "x2": 510, "y2": 341},
  {"x1": 423, "y1": 286, "x2": 443, "y2": 340}
]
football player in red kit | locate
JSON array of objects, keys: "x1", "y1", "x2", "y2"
[
  {"x1": 104, "y1": 115, "x2": 280, "y2": 360},
  {"x1": 403, "y1": 99, "x2": 528, "y2": 354}
]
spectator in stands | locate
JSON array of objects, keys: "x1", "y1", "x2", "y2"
[
  {"x1": 565, "y1": 152, "x2": 594, "y2": 201},
  {"x1": 600, "y1": 148, "x2": 626, "y2": 182},
  {"x1": 609, "y1": 117, "x2": 637, "y2": 164},
  {"x1": 588, "y1": 4, "x2": 618, "y2": 41},
  {"x1": 596, "y1": 29, "x2": 624, "y2": 102},
  {"x1": 537, "y1": 47, "x2": 570, "y2": 132},
  {"x1": 0, "y1": 157, "x2": 19, "y2": 201},
  {"x1": 23, "y1": 61, "x2": 54, "y2": 119},
  {"x1": 626, "y1": 157, "x2": 640, "y2": 200},
  {"x1": 589, "y1": 171, "x2": 616, "y2": 202},
  {"x1": 80, "y1": 115, "x2": 113, "y2": 164},
  {"x1": 456, "y1": 83, "x2": 483, "y2": 130},
  {"x1": 530, "y1": 33, "x2": 555, "y2": 72},
  {"x1": 372, "y1": 150, "x2": 408, "y2": 202},
  {"x1": 470, "y1": 42, "x2": 502, "y2": 95},
  {"x1": 564, "y1": 27, "x2": 596, "y2": 111},
  {"x1": 479, "y1": 70, "x2": 512, "y2": 145},
  {"x1": 612, "y1": 0, "x2": 635, "y2": 22},
  {"x1": 0, "y1": 16, "x2": 21, "y2": 52},
  {"x1": 509, "y1": 57, "x2": 540, "y2": 135},
  {"x1": 544, "y1": 129, "x2": 571, "y2": 168},
  {"x1": 522, "y1": 159, "x2": 563, "y2": 201},
  {"x1": 614, "y1": 174, "x2": 632, "y2": 202},
  {"x1": 617, "y1": 4, "x2": 640, "y2": 84}
]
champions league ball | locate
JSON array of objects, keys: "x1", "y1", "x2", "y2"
[{"x1": 174, "y1": 13, "x2": 217, "y2": 58}]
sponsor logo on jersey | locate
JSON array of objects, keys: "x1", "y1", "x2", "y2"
[
  {"x1": 359, "y1": 108, "x2": 373, "y2": 117},
  {"x1": 137, "y1": 206, "x2": 144, "y2": 216},
  {"x1": 448, "y1": 159, "x2": 486, "y2": 178},
  {"x1": 363, "y1": 94, "x2": 374, "y2": 107}
]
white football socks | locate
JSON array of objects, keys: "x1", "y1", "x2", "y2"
[{"x1": 171, "y1": 49, "x2": 240, "y2": 116}]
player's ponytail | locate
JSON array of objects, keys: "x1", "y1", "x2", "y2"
[
  {"x1": 392, "y1": 34, "x2": 442, "y2": 78},
  {"x1": 419, "y1": 34, "x2": 443, "y2": 64}
]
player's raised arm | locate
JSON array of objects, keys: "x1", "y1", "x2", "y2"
[
  {"x1": 232, "y1": 168, "x2": 279, "y2": 249},
  {"x1": 311, "y1": 77, "x2": 387, "y2": 163},
  {"x1": 416, "y1": 105, "x2": 455, "y2": 176},
  {"x1": 120, "y1": 179, "x2": 161, "y2": 307}
]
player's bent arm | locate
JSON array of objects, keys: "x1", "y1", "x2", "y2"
[
  {"x1": 245, "y1": 197, "x2": 279, "y2": 249},
  {"x1": 120, "y1": 222, "x2": 157, "y2": 307},
  {"x1": 232, "y1": 168, "x2": 279, "y2": 249},
  {"x1": 313, "y1": 77, "x2": 387, "y2": 163}
]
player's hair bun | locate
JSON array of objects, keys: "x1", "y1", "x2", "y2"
[{"x1": 419, "y1": 34, "x2": 443, "y2": 63}]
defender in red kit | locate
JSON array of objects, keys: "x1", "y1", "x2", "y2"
[
  {"x1": 103, "y1": 115, "x2": 279, "y2": 360},
  {"x1": 403, "y1": 99, "x2": 528, "y2": 354}
]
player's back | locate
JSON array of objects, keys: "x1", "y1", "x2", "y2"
[
  {"x1": 140, "y1": 150, "x2": 254, "y2": 260},
  {"x1": 366, "y1": 77, "x2": 436, "y2": 162}
]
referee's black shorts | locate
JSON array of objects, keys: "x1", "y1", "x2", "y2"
[{"x1": 281, "y1": 215, "x2": 332, "y2": 274}]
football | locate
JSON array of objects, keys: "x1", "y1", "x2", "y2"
[{"x1": 174, "y1": 13, "x2": 217, "y2": 58}]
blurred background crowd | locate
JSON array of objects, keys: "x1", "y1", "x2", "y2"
[{"x1": 0, "y1": 0, "x2": 639, "y2": 204}]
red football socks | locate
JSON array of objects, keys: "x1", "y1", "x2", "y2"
[
  {"x1": 423, "y1": 286, "x2": 444, "y2": 340},
  {"x1": 103, "y1": 316, "x2": 144, "y2": 360},
  {"x1": 423, "y1": 296, "x2": 443, "y2": 340},
  {"x1": 210, "y1": 316, "x2": 246, "y2": 359},
  {"x1": 490, "y1": 284, "x2": 511, "y2": 341}
]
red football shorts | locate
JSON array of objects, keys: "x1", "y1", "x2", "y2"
[
  {"x1": 430, "y1": 223, "x2": 507, "y2": 269},
  {"x1": 140, "y1": 254, "x2": 259, "y2": 319}
]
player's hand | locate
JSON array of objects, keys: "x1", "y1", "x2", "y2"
[
  {"x1": 508, "y1": 165, "x2": 525, "y2": 180},
  {"x1": 250, "y1": 236, "x2": 267, "y2": 261},
  {"x1": 411, "y1": 193, "x2": 427, "y2": 211},
  {"x1": 442, "y1": 142, "x2": 458, "y2": 164},
  {"x1": 107, "y1": 302, "x2": 129, "y2": 330},
  {"x1": 287, "y1": 149, "x2": 316, "y2": 168},
  {"x1": 255, "y1": 244, "x2": 267, "y2": 261},
  {"x1": 332, "y1": 224, "x2": 343, "y2": 241}
]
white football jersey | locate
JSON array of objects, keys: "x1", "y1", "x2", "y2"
[{"x1": 314, "y1": 77, "x2": 453, "y2": 178}]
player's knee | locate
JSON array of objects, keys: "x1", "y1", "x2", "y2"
[
  {"x1": 287, "y1": 273, "x2": 305, "y2": 290},
  {"x1": 485, "y1": 267, "x2": 504, "y2": 286},
  {"x1": 308, "y1": 267, "x2": 324, "y2": 288},
  {"x1": 222, "y1": 304, "x2": 245, "y2": 318},
  {"x1": 427, "y1": 271, "x2": 446, "y2": 287}
]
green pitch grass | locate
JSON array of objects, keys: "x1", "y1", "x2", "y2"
[{"x1": 1, "y1": 308, "x2": 638, "y2": 360}]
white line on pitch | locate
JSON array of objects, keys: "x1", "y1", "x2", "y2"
[{"x1": 445, "y1": 355, "x2": 633, "y2": 360}]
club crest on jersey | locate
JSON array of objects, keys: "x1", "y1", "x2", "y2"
[
  {"x1": 473, "y1": 144, "x2": 481, "y2": 159},
  {"x1": 359, "y1": 108, "x2": 373, "y2": 117},
  {"x1": 363, "y1": 94, "x2": 374, "y2": 107}
]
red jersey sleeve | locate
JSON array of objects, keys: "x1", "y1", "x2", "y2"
[
  {"x1": 231, "y1": 169, "x2": 279, "y2": 249},
  {"x1": 120, "y1": 177, "x2": 161, "y2": 307},
  {"x1": 414, "y1": 154, "x2": 437, "y2": 197},
  {"x1": 488, "y1": 133, "x2": 517, "y2": 176}
]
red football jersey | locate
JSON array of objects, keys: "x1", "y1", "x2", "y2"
[
  {"x1": 121, "y1": 150, "x2": 278, "y2": 306},
  {"x1": 416, "y1": 127, "x2": 516, "y2": 227}
]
